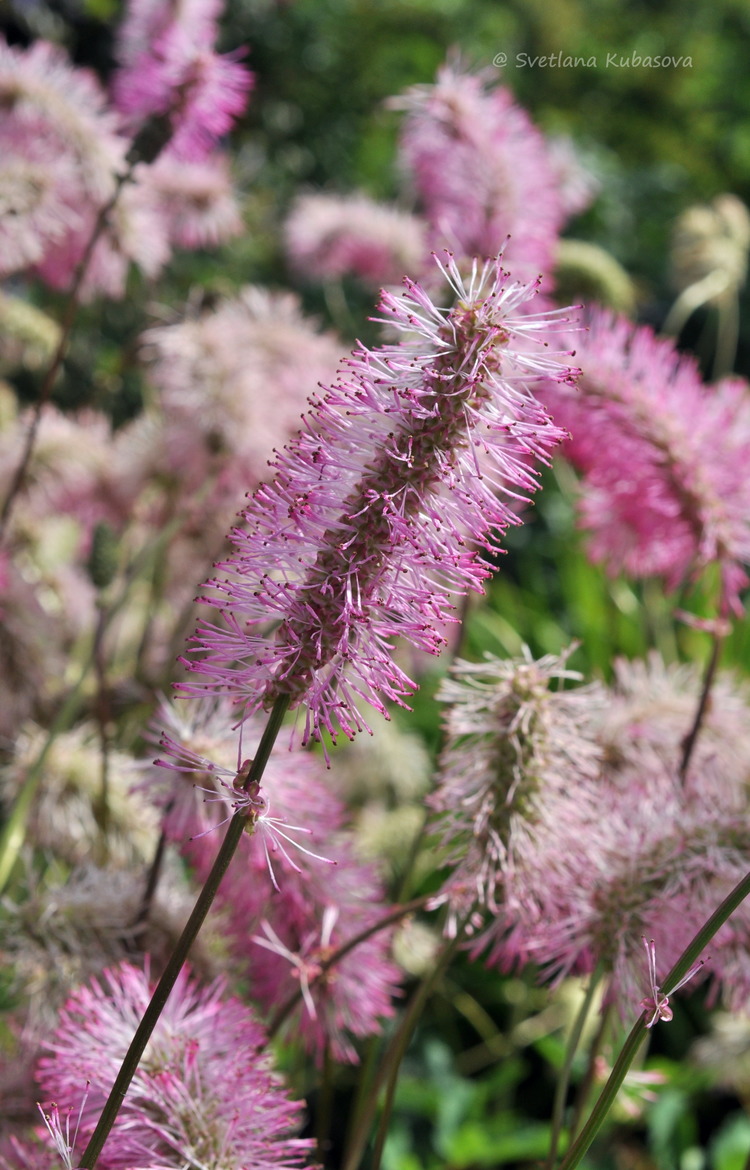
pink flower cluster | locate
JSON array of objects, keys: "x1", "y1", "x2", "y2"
[
  {"x1": 431, "y1": 648, "x2": 750, "y2": 1018},
  {"x1": 542, "y1": 308, "x2": 750, "y2": 614},
  {"x1": 393, "y1": 63, "x2": 565, "y2": 284},
  {"x1": 181, "y1": 254, "x2": 577, "y2": 745},
  {"x1": 283, "y1": 62, "x2": 596, "y2": 291},
  {"x1": 146, "y1": 696, "x2": 403, "y2": 1064},
  {"x1": 34, "y1": 962, "x2": 313, "y2": 1169},
  {"x1": 112, "y1": 0, "x2": 252, "y2": 161},
  {"x1": 0, "y1": 0, "x2": 251, "y2": 298}
]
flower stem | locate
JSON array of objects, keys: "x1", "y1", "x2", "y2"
[
  {"x1": 545, "y1": 965, "x2": 603, "y2": 1168},
  {"x1": 77, "y1": 693, "x2": 290, "y2": 1169},
  {"x1": 679, "y1": 628, "x2": 723, "y2": 780},
  {"x1": 557, "y1": 868, "x2": 750, "y2": 1169}
]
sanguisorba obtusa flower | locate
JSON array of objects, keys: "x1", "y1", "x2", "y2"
[
  {"x1": 180, "y1": 253, "x2": 579, "y2": 746},
  {"x1": 36, "y1": 962, "x2": 313, "y2": 1170}
]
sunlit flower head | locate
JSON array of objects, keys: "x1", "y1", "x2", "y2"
[{"x1": 180, "y1": 252, "x2": 577, "y2": 746}]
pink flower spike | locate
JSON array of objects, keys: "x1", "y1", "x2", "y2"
[
  {"x1": 639, "y1": 937, "x2": 705, "y2": 1027},
  {"x1": 181, "y1": 251, "x2": 578, "y2": 745}
]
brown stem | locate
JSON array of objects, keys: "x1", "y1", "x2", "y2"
[
  {"x1": 679, "y1": 630, "x2": 723, "y2": 780},
  {"x1": 134, "y1": 825, "x2": 170, "y2": 929}
]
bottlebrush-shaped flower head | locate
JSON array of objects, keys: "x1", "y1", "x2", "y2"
[
  {"x1": 36, "y1": 961, "x2": 314, "y2": 1170},
  {"x1": 428, "y1": 646, "x2": 605, "y2": 937},
  {"x1": 392, "y1": 63, "x2": 564, "y2": 282},
  {"x1": 476, "y1": 652, "x2": 750, "y2": 1017},
  {"x1": 180, "y1": 253, "x2": 578, "y2": 746},
  {"x1": 542, "y1": 308, "x2": 750, "y2": 615}
]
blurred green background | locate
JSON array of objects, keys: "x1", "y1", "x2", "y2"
[{"x1": 3, "y1": 1, "x2": 750, "y2": 1165}]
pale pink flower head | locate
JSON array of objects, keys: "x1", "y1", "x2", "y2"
[
  {"x1": 429, "y1": 646, "x2": 606, "y2": 937},
  {"x1": 143, "y1": 694, "x2": 346, "y2": 882},
  {"x1": 180, "y1": 253, "x2": 577, "y2": 746},
  {"x1": 36, "y1": 961, "x2": 313, "y2": 1170},
  {"x1": 33, "y1": 173, "x2": 169, "y2": 299},
  {"x1": 392, "y1": 63, "x2": 564, "y2": 282},
  {"x1": 0, "y1": 37, "x2": 125, "y2": 278},
  {"x1": 141, "y1": 151, "x2": 243, "y2": 248},
  {"x1": 542, "y1": 309, "x2": 750, "y2": 615},
  {"x1": 285, "y1": 191, "x2": 429, "y2": 287},
  {"x1": 142, "y1": 285, "x2": 344, "y2": 514},
  {"x1": 112, "y1": 0, "x2": 253, "y2": 161},
  {"x1": 474, "y1": 653, "x2": 750, "y2": 1016}
]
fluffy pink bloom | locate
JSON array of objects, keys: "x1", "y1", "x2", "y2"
[
  {"x1": 112, "y1": 0, "x2": 252, "y2": 161},
  {"x1": 392, "y1": 63, "x2": 564, "y2": 283},
  {"x1": 33, "y1": 176, "x2": 169, "y2": 299},
  {"x1": 0, "y1": 37, "x2": 125, "y2": 278},
  {"x1": 36, "y1": 962, "x2": 313, "y2": 1170},
  {"x1": 476, "y1": 652, "x2": 750, "y2": 1017},
  {"x1": 142, "y1": 696, "x2": 402, "y2": 1062},
  {"x1": 144, "y1": 695, "x2": 345, "y2": 874},
  {"x1": 285, "y1": 191, "x2": 428, "y2": 287},
  {"x1": 141, "y1": 285, "x2": 343, "y2": 514},
  {"x1": 142, "y1": 151, "x2": 243, "y2": 248},
  {"x1": 180, "y1": 253, "x2": 577, "y2": 745},
  {"x1": 541, "y1": 309, "x2": 750, "y2": 614}
]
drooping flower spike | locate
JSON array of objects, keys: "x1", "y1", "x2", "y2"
[
  {"x1": 640, "y1": 937, "x2": 705, "y2": 1028},
  {"x1": 181, "y1": 252, "x2": 578, "y2": 745}
]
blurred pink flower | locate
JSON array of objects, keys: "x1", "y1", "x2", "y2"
[
  {"x1": 112, "y1": 0, "x2": 252, "y2": 160},
  {"x1": 542, "y1": 309, "x2": 750, "y2": 614},
  {"x1": 392, "y1": 63, "x2": 564, "y2": 282},
  {"x1": 0, "y1": 37, "x2": 125, "y2": 279},
  {"x1": 142, "y1": 151, "x2": 243, "y2": 248},
  {"x1": 236, "y1": 841, "x2": 402, "y2": 1064},
  {"x1": 285, "y1": 191, "x2": 428, "y2": 287},
  {"x1": 180, "y1": 254, "x2": 576, "y2": 746},
  {"x1": 36, "y1": 962, "x2": 313, "y2": 1170}
]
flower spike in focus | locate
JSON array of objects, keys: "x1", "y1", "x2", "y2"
[{"x1": 640, "y1": 937, "x2": 705, "y2": 1027}]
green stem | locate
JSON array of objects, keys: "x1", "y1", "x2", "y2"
[
  {"x1": 78, "y1": 694, "x2": 290, "y2": 1169},
  {"x1": 557, "y1": 868, "x2": 750, "y2": 1170},
  {"x1": 546, "y1": 965, "x2": 603, "y2": 1168},
  {"x1": 369, "y1": 927, "x2": 464, "y2": 1170},
  {"x1": 568, "y1": 1002, "x2": 613, "y2": 1142},
  {"x1": 342, "y1": 914, "x2": 466, "y2": 1170}
]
